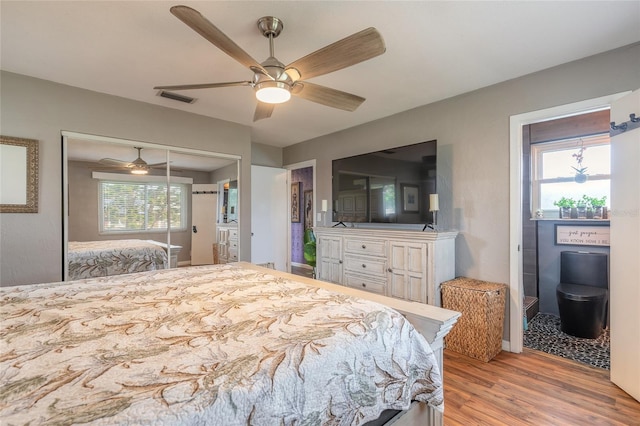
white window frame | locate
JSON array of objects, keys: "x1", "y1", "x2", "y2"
[
  {"x1": 531, "y1": 133, "x2": 610, "y2": 215},
  {"x1": 95, "y1": 172, "x2": 192, "y2": 234}
]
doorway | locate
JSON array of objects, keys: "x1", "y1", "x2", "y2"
[
  {"x1": 286, "y1": 160, "x2": 316, "y2": 277},
  {"x1": 508, "y1": 92, "x2": 628, "y2": 354},
  {"x1": 519, "y1": 109, "x2": 612, "y2": 369}
]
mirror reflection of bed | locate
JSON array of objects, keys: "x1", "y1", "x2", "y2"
[{"x1": 64, "y1": 135, "x2": 239, "y2": 280}]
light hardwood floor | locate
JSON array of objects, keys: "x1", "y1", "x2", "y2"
[{"x1": 443, "y1": 348, "x2": 640, "y2": 425}]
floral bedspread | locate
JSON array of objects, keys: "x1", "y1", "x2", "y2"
[
  {"x1": 68, "y1": 239, "x2": 169, "y2": 280},
  {"x1": 0, "y1": 264, "x2": 443, "y2": 425}
]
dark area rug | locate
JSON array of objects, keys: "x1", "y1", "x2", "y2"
[{"x1": 523, "y1": 313, "x2": 610, "y2": 370}]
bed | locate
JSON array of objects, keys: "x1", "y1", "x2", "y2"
[
  {"x1": 67, "y1": 239, "x2": 170, "y2": 280},
  {"x1": 0, "y1": 262, "x2": 459, "y2": 425}
]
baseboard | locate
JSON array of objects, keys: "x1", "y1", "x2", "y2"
[
  {"x1": 502, "y1": 339, "x2": 511, "y2": 352},
  {"x1": 177, "y1": 261, "x2": 191, "y2": 267}
]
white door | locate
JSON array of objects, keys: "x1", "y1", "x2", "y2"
[
  {"x1": 191, "y1": 184, "x2": 217, "y2": 265},
  {"x1": 610, "y1": 89, "x2": 640, "y2": 402},
  {"x1": 251, "y1": 165, "x2": 288, "y2": 271}
]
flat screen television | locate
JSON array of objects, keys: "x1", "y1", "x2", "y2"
[{"x1": 332, "y1": 140, "x2": 437, "y2": 225}]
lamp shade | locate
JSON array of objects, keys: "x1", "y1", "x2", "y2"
[{"x1": 429, "y1": 194, "x2": 439, "y2": 211}]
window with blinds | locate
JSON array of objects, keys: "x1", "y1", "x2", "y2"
[
  {"x1": 531, "y1": 134, "x2": 610, "y2": 211},
  {"x1": 99, "y1": 181, "x2": 186, "y2": 233}
]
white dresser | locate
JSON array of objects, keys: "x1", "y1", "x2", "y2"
[
  {"x1": 217, "y1": 224, "x2": 238, "y2": 263},
  {"x1": 314, "y1": 227, "x2": 457, "y2": 306}
]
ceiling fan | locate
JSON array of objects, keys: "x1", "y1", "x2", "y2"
[
  {"x1": 97, "y1": 147, "x2": 167, "y2": 175},
  {"x1": 154, "y1": 5, "x2": 386, "y2": 121}
]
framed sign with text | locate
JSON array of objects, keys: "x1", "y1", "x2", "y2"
[{"x1": 555, "y1": 224, "x2": 610, "y2": 247}]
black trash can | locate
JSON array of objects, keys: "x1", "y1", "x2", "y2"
[{"x1": 556, "y1": 282, "x2": 608, "y2": 339}]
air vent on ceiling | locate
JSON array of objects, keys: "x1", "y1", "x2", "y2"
[{"x1": 157, "y1": 90, "x2": 196, "y2": 104}]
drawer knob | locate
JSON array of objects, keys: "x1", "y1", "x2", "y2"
[
  {"x1": 362, "y1": 264, "x2": 366, "y2": 268},
  {"x1": 339, "y1": 260, "x2": 343, "y2": 264},
  {"x1": 387, "y1": 268, "x2": 393, "y2": 273},
  {"x1": 361, "y1": 283, "x2": 366, "y2": 287},
  {"x1": 362, "y1": 244, "x2": 366, "y2": 249}
]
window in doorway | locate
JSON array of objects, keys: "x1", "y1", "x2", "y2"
[{"x1": 531, "y1": 133, "x2": 610, "y2": 213}]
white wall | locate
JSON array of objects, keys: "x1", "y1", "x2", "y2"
[
  {"x1": 283, "y1": 43, "x2": 640, "y2": 335},
  {"x1": 0, "y1": 71, "x2": 252, "y2": 286}
]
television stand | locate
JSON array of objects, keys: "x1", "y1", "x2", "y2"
[{"x1": 314, "y1": 227, "x2": 458, "y2": 307}]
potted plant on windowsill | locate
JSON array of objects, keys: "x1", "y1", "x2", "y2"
[
  {"x1": 554, "y1": 197, "x2": 575, "y2": 219},
  {"x1": 587, "y1": 195, "x2": 607, "y2": 219},
  {"x1": 576, "y1": 197, "x2": 588, "y2": 219}
]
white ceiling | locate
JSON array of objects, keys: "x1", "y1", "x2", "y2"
[{"x1": 2, "y1": 1, "x2": 639, "y2": 148}]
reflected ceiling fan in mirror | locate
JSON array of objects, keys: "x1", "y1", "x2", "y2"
[
  {"x1": 154, "y1": 5, "x2": 386, "y2": 121},
  {"x1": 96, "y1": 147, "x2": 167, "y2": 175}
]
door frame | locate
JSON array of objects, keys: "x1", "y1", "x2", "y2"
[
  {"x1": 284, "y1": 159, "x2": 316, "y2": 273},
  {"x1": 508, "y1": 92, "x2": 629, "y2": 353}
]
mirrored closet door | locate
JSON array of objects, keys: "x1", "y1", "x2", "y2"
[{"x1": 62, "y1": 132, "x2": 239, "y2": 281}]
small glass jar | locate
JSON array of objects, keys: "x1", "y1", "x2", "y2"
[
  {"x1": 577, "y1": 205, "x2": 587, "y2": 219},
  {"x1": 593, "y1": 206, "x2": 603, "y2": 219}
]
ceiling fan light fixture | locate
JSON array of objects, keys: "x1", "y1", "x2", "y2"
[
  {"x1": 131, "y1": 168, "x2": 149, "y2": 175},
  {"x1": 255, "y1": 81, "x2": 291, "y2": 104}
]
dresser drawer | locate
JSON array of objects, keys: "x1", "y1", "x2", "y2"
[
  {"x1": 344, "y1": 238, "x2": 386, "y2": 257},
  {"x1": 228, "y1": 247, "x2": 238, "y2": 261},
  {"x1": 344, "y1": 273, "x2": 386, "y2": 295},
  {"x1": 343, "y1": 254, "x2": 386, "y2": 277},
  {"x1": 228, "y1": 228, "x2": 238, "y2": 240}
]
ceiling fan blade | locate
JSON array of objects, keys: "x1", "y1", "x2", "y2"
[
  {"x1": 292, "y1": 82, "x2": 365, "y2": 112},
  {"x1": 154, "y1": 81, "x2": 252, "y2": 91},
  {"x1": 91, "y1": 167, "x2": 130, "y2": 172},
  {"x1": 170, "y1": 6, "x2": 268, "y2": 75},
  {"x1": 99, "y1": 158, "x2": 133, "y2": 167},
  {"x1": 285, "y1": 27, "x2": 385, "y2": 81},
  {"x1": 253, "y1": 102, "x2": 275, "y2": 122}
]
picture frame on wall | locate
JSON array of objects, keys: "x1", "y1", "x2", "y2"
[
  {"x1": 401, "y1": 184, "x2": 419, "y2": 213},
  {"x1": 555, "y1": 224, "x2": 610, "y2": 247},
  {"x1": 304, "y1": 190, "x2": 313, "y2": 230},
  {"x1": 291, "y1": 182, "x2": 301, "y2": 223}
]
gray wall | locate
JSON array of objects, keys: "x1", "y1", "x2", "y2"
[
  {"x1": 284, "y1": 43, "x2": 640, "y2": 285},
  {"x1": 0, "y1": 71, "x2": 252, "y2": 286},
  {"x1": 251, "y1": 142, "x2": 283, "y2": 167}
]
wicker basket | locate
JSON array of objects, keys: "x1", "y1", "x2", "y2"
[{"x1": 441, "y1": 278, "x2": 507, "y2": 362}]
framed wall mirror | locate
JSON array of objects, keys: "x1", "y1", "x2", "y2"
[{"x1": 0, "y1": 135, "x2": 39, "y2": 213}]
